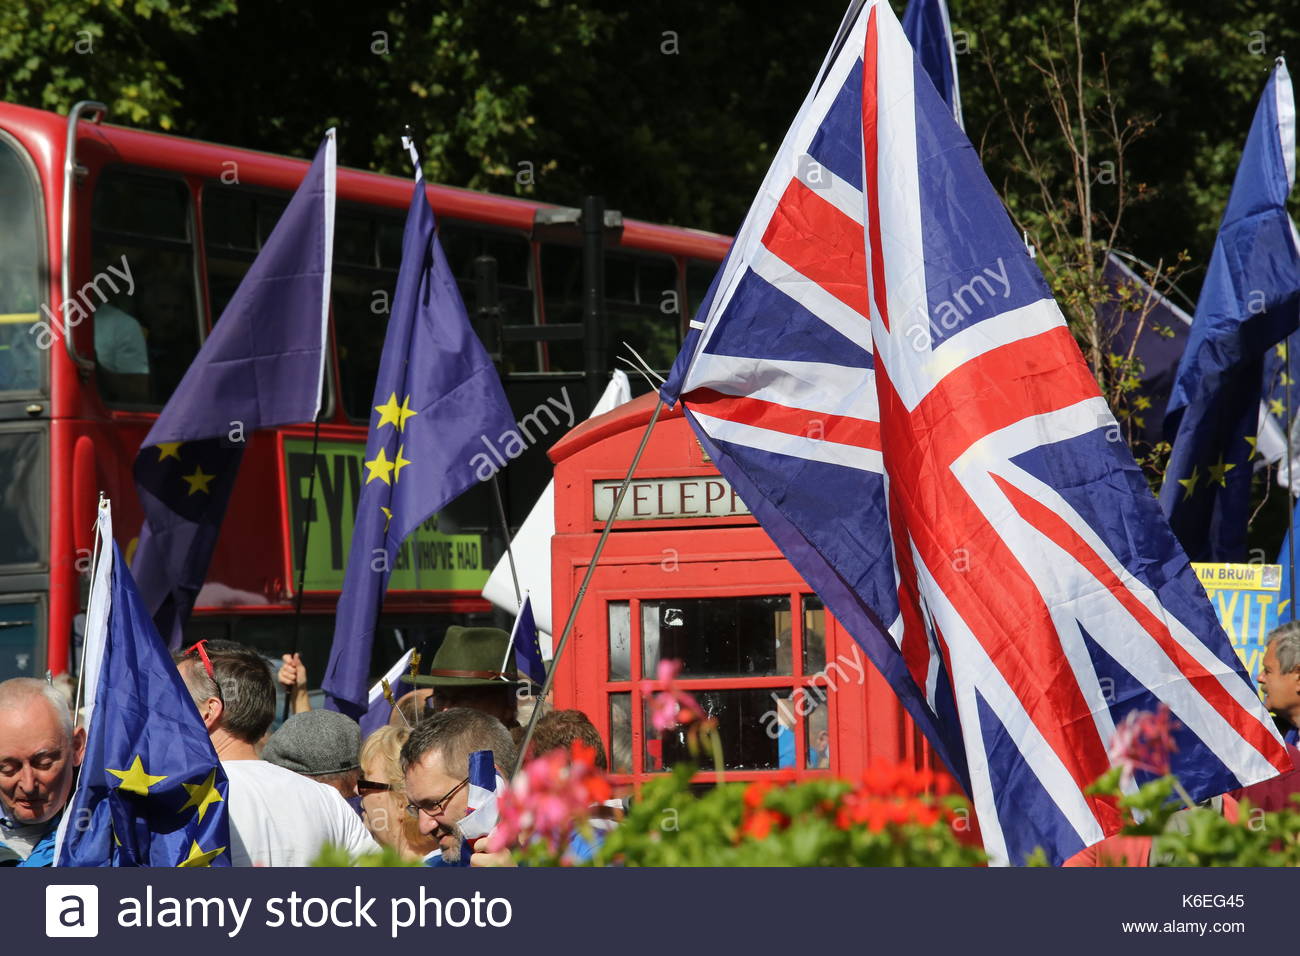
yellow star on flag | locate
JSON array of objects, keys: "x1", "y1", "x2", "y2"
[
  {"x1": 374, "y1": 392, "x2": 418, "y2": 431},
  {"x1": 157, "y1": 442, "x2": 183, "y2": 462},
  {"x1": 393, "y1": 444, "x2": 412, "y2": 482},
  {"x1": 1208, "y1": 456, "x2": 1236, "y2": 487},
  {"x1": 380, "y1": 506, "x2": 393, "y2": 532},
  {"x1": 182, "y1": 466, "x2": 215, "y2": 495},
  {"x1": 1282, "y1": 373, "x2": 1295, "y2": 387},
  {"x1": 1245, "y1": 435, "x2": 1259, "y2": 460},
  {"x1": 1178, "y1": 466, "x2": 1200, "y2": 497},
  {"x1": 364, "y1": 447, "x2": 395, "y2": 485},
  {"x1": 1270, "y1": 398, "x2": 1286, "y2": 417},
  {"x1": 107, "y1": 755, "x2": 168, "y2": 796},
  {"x1": 1277, "y1": 343, "x2": 1289, "y2": 360},
  {"x1": 179, "y1": 769, "x2": 224, "y2": 823},
  {"x1": 178, "y1": 840, "x2": 225, "y2": 868}
]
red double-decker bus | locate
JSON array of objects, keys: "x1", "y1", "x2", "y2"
[{"x1": 0, "y1": 100, "x2": 728, "y2": 687}]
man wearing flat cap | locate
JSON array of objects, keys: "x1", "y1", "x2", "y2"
[
  {"x1": 408, "y1": 626, "x2": 526, "y2": 729},
  {"x1": 263, "y1": 709, "x2": 363, "y2": 802}
]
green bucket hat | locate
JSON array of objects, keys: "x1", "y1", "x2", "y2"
[{"x1": 408, "y1": 625, "x2": 522, "y2": 688}]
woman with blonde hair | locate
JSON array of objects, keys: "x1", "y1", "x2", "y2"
[{"x1": 358, "y1": 725, "x2": 440, "y2": 861}]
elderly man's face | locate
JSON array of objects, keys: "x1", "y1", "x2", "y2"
[
  {"x1": 1259, "y1": 643, "x2": 1300, "y2": 716},
  {"x1": 404, "y1": 750, "x2": 470, "y2": 861},
  {"x1": 0, "y1": 697, "x2": 85, "y2": 825}
]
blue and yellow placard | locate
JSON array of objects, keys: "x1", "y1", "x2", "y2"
[{"x1": 1192, "y1": 563, "x2": 1286, "y2": 678}]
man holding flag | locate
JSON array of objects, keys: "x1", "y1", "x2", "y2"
[
  {"x1": 1160, "y1": 59, "x2": 1300, "y2": 561},
  {"x1": 132, "y1": 130, "x2": 337, "y2": 647},
  {"x1": 661, "y1": 0, "x2": 1292, "y2": 864},
  {"x1": 323, "y1": 142, "x2": 516, "y2": 718}
]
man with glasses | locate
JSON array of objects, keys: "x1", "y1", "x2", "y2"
[
  {"x1": 175, "y1": 640, "x2": 378, "y2": 866},
  {"x1": 400, "y1": 708, "x2": 517, "y2": 867}
]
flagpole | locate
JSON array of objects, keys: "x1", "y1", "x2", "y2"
[
  {"x1": 1288, "y1": 356, "x2": 1296, "y2": 619},
  {"x1": 490, "y1": 474, "x2": 522, "y2": 608},
  {"x1": 512, "y1": 398, "x2": 666, "y2": 775},
  {"x1": 285, "y1": 414, "x2": 323, "y2": 720}
]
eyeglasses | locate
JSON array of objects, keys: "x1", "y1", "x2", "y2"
[
  {"x1": 358, "y1": 778, "x2": 395, "y2": 796},
  {"x1": 404, "y1": 776, "x2": 469, "y2": 820}
]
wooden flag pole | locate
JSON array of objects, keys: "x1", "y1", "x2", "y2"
[{"x1": 512, "y1": 398, "x2": 666, "y2": 775}]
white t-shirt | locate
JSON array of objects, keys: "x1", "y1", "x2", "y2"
[{"x1": 222, "y1": 760, "x2": 378, "y2": 867}]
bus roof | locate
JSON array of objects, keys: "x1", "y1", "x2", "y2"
[{"x1": 0, "y1": 101, "x2": 732, "y2": 260}]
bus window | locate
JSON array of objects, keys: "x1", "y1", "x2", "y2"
[
  {"x1": 0, "y1": 597, "x2": 41, "y2": 681},
  {"x1": 202, "y1": 186, "x2": 288, "y2": 320},
  {"x1": 0, "y1": 428, "x2": 46, "y2": 567},
  {"x1": 331, "y1": 208, "x2": 404, "y2": 422},
  {"x1": 438, "y1": 222, "x2": 535, "y2": 372},
  {"x1": 538, "y1": 243, "x2": 584, "y2": 372},
  {"x1": 686, "y1": 258, "x2": 720, "y2": 320},
  {"x1": 92, "y1": 169, "x2": 202, "y2": 406},
  {"x1": 540, "y1": 244, "x2": 680, "y2": 374},
  {"x1": 0, "y1": 137, "x2": 47, "y2": 396},
  {"x1": 606, "y1": 252, "x2": 679, "y2": 372}
]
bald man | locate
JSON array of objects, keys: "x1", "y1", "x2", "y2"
[{"x1": 0, "y1": 678, "x2": 85, "y2": 866}]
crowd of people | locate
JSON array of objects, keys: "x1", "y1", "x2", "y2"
[
  {"x1": 0, "y1": 624, "x2": 619, "y2": 867},
  {"x1": 2, "y1": 621, "x2": 1298, "y2": 867}
]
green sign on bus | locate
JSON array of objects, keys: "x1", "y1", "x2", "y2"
[{"x1": 283, "y1": 437, "x2": 489, "y2": 593}]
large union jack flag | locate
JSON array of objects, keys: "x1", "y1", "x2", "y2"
[{"x1": 661, "y1": 0, "x2": 1292, "y2": 865}]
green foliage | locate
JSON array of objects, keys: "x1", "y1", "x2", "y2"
[
  {"x1": 313, "y1": 843, "x2": 423, "y2": 867},
  {"x1": 0, "y1": 0, "x2": 235, "y2": 129},
  {"x1": 1088, "y1": 767, "x2": 1300, "y2": 866},
  {"x1": 574, "y1": 764, "x2": 985, "y2": 867}
]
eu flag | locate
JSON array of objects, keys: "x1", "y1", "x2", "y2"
[
  {"x1": 511, "y1": 595, "x2": 546, "y2": 687},
  {"x1": 132, "y1": 130, "x2": 337, "y2": 647},
  {"x1": 1161, "y1": 60, "x2": 1300, "y2": 561},
  {"x1": 902, "y1": 0, "x2": 962, "y2": 127},
  {"x1": 323, "y1": 161, "x2": 516, "y2": 716},
  {"x1": 56, "y1": 501, "x2": 230, "y2": 867}
]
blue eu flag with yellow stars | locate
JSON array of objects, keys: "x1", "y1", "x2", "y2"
[
  {"x1": 132, "y1": 130, "x2": 336, "y2": 647},
  {"x1": 511, "y1": 595, "x2": 546, "y2": 687},
  {"x1": 323, "y1": 155, "x2": 516, "y2": 717},
  {"x1": 57, "y1": 502, "x2": 230, "y2": 867},
  {"x1": 1161, "y1": 59, "x2": 1300, "y2": 561}
]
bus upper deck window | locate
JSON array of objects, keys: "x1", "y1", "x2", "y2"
[
  {"x1": 438, "y1": 223, "x2": 535, "y2": 372},
  {"x1": 91, "y1": 168, "x2": 201, "y2": 407},
  {"x1": 0, "y1": 137, "x2": 48, "y2": 396}
]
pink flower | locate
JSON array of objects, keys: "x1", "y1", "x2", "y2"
[
  {"x1": 488, "y1": 741, "x2": 613, "y2": 858},
  {"x1": 1107, "y1": 705, "x2": 1179, "y2": 784},
  {"x1": 640, "y1": 659, "x2": 702, "y2": 732}
]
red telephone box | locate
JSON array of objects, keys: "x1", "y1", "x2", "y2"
[{"x1": 549, "y1": 394, "x2": 938, "y2": 787}]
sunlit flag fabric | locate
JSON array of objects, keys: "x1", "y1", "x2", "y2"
[
  {"x1": 901, "y1": 0, "x2": 961, "y2": 128},
  {"x1": 1160, "y1": 60, "x2": 1300, "y2": 561},
  {"x1": 510, "y1": 595, "x2": 546, "y2": 687},
  {"x1": 55, "y1": 500, "x2": 230, "y2": 867},
  {"x1": 1256, "y1": 329, "x2": 1300, "y2": 488},
  {"x1": 661, "y1": 0, "x2": 1292, "y2": 865},
  {"x1": 323, "y1": 160, "x2": 516, "y2": 717},
  {"x1": 457, "y1": 750, "x2": 505, "y2": 862},
  {"x1": 132, "y1": 131, "x2": 336, "y2": 648}
]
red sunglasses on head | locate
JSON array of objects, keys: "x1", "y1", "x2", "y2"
[{"x1": 183, "y1": 640, "x2": 224, "y2": 702}]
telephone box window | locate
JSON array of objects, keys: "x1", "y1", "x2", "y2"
[
  {"x1": 803, "y1": 594, "x2": 827, "y2": 673},
  {"x1": 608, "y1": 600, "x2": 631, "y2": 681},
  {"x1": 645, "y1": 688, "x2": 788, "y2": 772},
  {"x1": 640, "y1": 595, "x2": 791, "y2": 678},
  {"x1": 609, "y1": 692, "x2": 632, "y2": 774}
]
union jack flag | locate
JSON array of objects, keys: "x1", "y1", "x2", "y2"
[{"x1": 661, "y1": 0, "x2": 1292, "y2": 865}]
